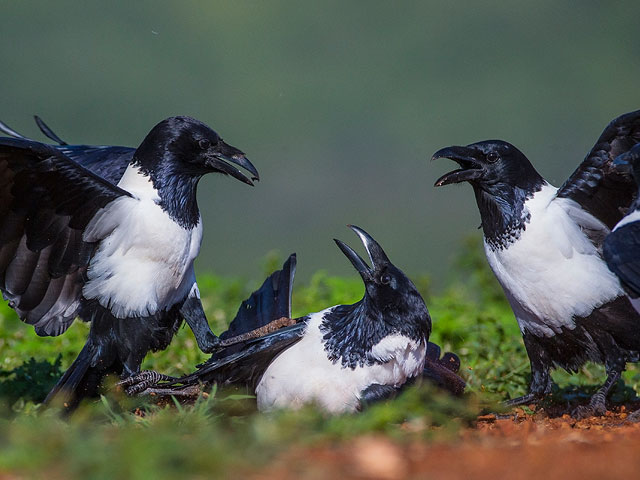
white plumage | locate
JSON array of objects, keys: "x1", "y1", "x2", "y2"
[
  {"x1": 256, "y1": 308, "x2": 426, "y2": 413},
  {"x1": 485, "y1": 183, "x2": 624, "y2": 337},
  {"x1": 83, "y1": 165, "x2": 202, "y2": 318}
]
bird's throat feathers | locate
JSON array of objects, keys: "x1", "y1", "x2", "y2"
[
  {"x1": 320, "y1": 299, "x2": 429, "y2": 370},
  {"x1": 128, "y1": 158, "x2": 202, "y2": 229},
  {"x1": 474, "y1": 182, "x2": 543, "y2": 249}
]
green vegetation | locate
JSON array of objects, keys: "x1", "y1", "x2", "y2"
[{"x1": 0, "y1": 238, "x2": 638, "y2": 478}]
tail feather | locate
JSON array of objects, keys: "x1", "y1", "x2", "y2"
[
  {"x1": 421, "y1": 341, "x2": 466, "y2": 396},
  {"x1": 34, "y1": 115, "x2": 68, "y2": 145},
  {"x1": 44, "y1": 342, "x2": 98, "y2": 409},
  {"x1": 220, "y1": 254, "x2": 296, "y2": 340}
]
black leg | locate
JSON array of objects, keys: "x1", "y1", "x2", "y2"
[
  {"x1": 180, "y1": 290, "x2": 220, "y2": 353},
  {"x1": 505, "y1": 333, "x2": 552, "y2": 407},
  {"x1": 571, "y1": 369, "x2": 621, "y2": 419}
]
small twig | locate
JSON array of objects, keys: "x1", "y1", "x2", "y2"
[{"x1": 218, "y1": 317, "x2": 297, "y2": 347}]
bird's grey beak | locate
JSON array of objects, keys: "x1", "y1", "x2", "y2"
[
  {"x1": 334, "y1": 225, "x2": 391, "y2": 281},
  {"x1": 432, "y1": 146, "x2": 484, "y2": 187},
  {"x1": 348, "y1": 225, "x2": 391, "y2": 268},
  {"x1": 334, "y1": 238, "x2": 372, "y2": 281},
  {"x1": 208, "y1": 140, "x2": 260, "y2": 186}
]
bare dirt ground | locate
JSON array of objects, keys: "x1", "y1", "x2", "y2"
[{"x1": 254, "y1": 405, "x2": 640, "y2": 480}]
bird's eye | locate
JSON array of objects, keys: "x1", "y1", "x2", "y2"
[
  {"x1": 486, "y1": 152, "x2": 500, "y2": 163},
  {"x1": 380, "y1": 273, "x2": 391, "y2": 285},
  {"x1": 199, "y1": 139, "x2": 211, "y2": 150}
]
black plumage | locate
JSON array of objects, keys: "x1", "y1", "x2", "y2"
[
  {"x1": 122, "y1": 227, "x2": 464, "y2": 413},
  {"x1": 433, "y1": 110, "x2": 640, "y2": 417},
  {"x1": 0, "y1": 116, "x2": 259, "y2": 409},
  {"x1": 604, "y1": 144, "x2": 640, "y2": 300}
]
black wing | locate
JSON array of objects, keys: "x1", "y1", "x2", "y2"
[
  {"x1": 220, "y1": 254, "x2": 296, "y2": 340},
  {"x1": 0, "y1": 116, "x2": 134, "y2": 185},
  {"x1": 0, "y1": 137, "x2": 131, "y2": 336},
  {"x1": 556, "y1": 110, "x2": 640, "y2": 228},
  {"x1": 57, "y1": 145, "x2": 133, "y2": 185},
  {"x1": 604, "y1": 221, "x2": 640, "y2": 297},
  {"x1": 175, "y1": 320, "x2": 307, "y2": 390}
]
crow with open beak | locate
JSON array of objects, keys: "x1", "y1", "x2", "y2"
[
  {"x1": 121, "y1": 226, "x2": 465, "y2": 413},
  {"x1": 433, "y1": 110, "x2": 640, "y2": 418}
]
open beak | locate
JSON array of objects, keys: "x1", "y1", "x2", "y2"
[
  {"x1": 432, "y1": 146, "x2": 484, "y2": 187},
  {"x1": 208, "y1": 140, "x2": 260, "y2": 186},
  {"x1": 333, "y1": 225, "x2": 391, "y2": 281}
]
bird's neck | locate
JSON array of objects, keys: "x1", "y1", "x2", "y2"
[
  {"x1": 473, "y1": 183, "x2": 542, "y2": 250},
  {"x1": 320, "y1": 297, "x2": 427, "y2": 370},
  {"x1": 130, "y1": 157, "x2": 202, "y2": 229}
]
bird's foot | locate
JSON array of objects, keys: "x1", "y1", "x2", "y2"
[
  {"x1": 571, "y1": 393, "x2": 607, "y2": 420},
  {"x1": 117, "y1": 370, "x2": 178, "y2": 396},
  {"x1": 626, "y1": 409, "x2": 640, "y2": 422},
  {"x1": 136, "y1": 384, "x2": 203, "y2": 399},
  {"x1": 504, "y1": 392, "x2": 542, "y2": 407}
]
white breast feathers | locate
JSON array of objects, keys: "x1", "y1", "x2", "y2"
[
  {"x1": 255, "y1": 308, "x2": 426, "y2": 413},
  {"x1": 484, "y1": 184, "x2": 623, "y2": 337},
  {"x1": 82, "y1": 165, "x2": 202, "y2": 318}
]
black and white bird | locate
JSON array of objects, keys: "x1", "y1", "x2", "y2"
[
  {"x1": 432, "y1": 110, "x2": 640, "y2": 417},
  {"x1": 604, "y1": 144, "x2": 640, "y2": 313},
  {"x1": 121, "y1": 226, "x2": 446, "y2": 413},
  {"x1": 0, "y1": 115, "x2": 259, "y2": 408}
]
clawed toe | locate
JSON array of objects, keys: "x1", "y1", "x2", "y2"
[
  {"x1": 504, "y1": 392, "x2": 542, "y2": 407},
  {"x1": 571, "y1": 404, "x2": 595, "y2": 420},
  {"x1": 117, "y1": 370, "x2": 177, "y2": 396},
  {"x1": 571, "y1": 402, "x2": 606, "y2": 420},
  {"x1": 626, "y1": 409, "x2": 640, "y2": 422}
]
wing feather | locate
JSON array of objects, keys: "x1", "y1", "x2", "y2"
[
  {"x1": 556, "y1": 110, "x2": 640, "y2": 228},
  {"x1": 0, "y1": 137, "x2": 131, "y2": 335},
  {"x1": 174, "y1": 321, "x2": 307, "y2": 390}
]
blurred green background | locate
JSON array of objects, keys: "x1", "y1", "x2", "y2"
[{"x1": 2, "y1": 0, "x2": 639, "y2": 284}]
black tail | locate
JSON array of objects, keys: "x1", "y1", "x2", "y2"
[
  {"x1": 421, "y1": 341, "x2": 466, "y2": 396},
  {"x1": 220, "y1": 253, "x2": 296, "y2": 340},
  {"x1": 44, "y1": 342, "x2": 104, "y2": 410}
]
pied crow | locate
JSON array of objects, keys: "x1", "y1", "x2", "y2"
[
  {"x1": 432, "y1": 110, "x2": 640, "y2": 418},
  {"x1": 0, "y1": 115, "x2": 259, "y2": 408},
  {"x1": 120, "y1": 226, "x2": 465, "y2": 413}
]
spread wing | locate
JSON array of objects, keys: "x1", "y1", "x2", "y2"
[
  {"x1": 220, "y1": 254, "x2": 296, "y2": 341},
  {"x1": 174, "y1": 320, "x2": 307, "y2": 390},
  {"x1": 0, "y1": 116, "x2": 134, "y2": 185},
  {"x1": 556, "y1": 110, "x2": 640, "y2": 228},
  {"x1": 0, "y1": 137, "x2": 132, "y2": 336}
]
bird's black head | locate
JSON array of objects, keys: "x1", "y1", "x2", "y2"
[
  {"x1": 432, "y1": 140, "x2": 544, "y2": 195},
  {"x1": 334, "y1": 225, "x2": 430, "y2": 325},
  {"x1": 134, "y1": 116, "x2": 259, "y2": 185},
  {"x1": 432, "y1": 140, "x2": 546, "y2": 244}
]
